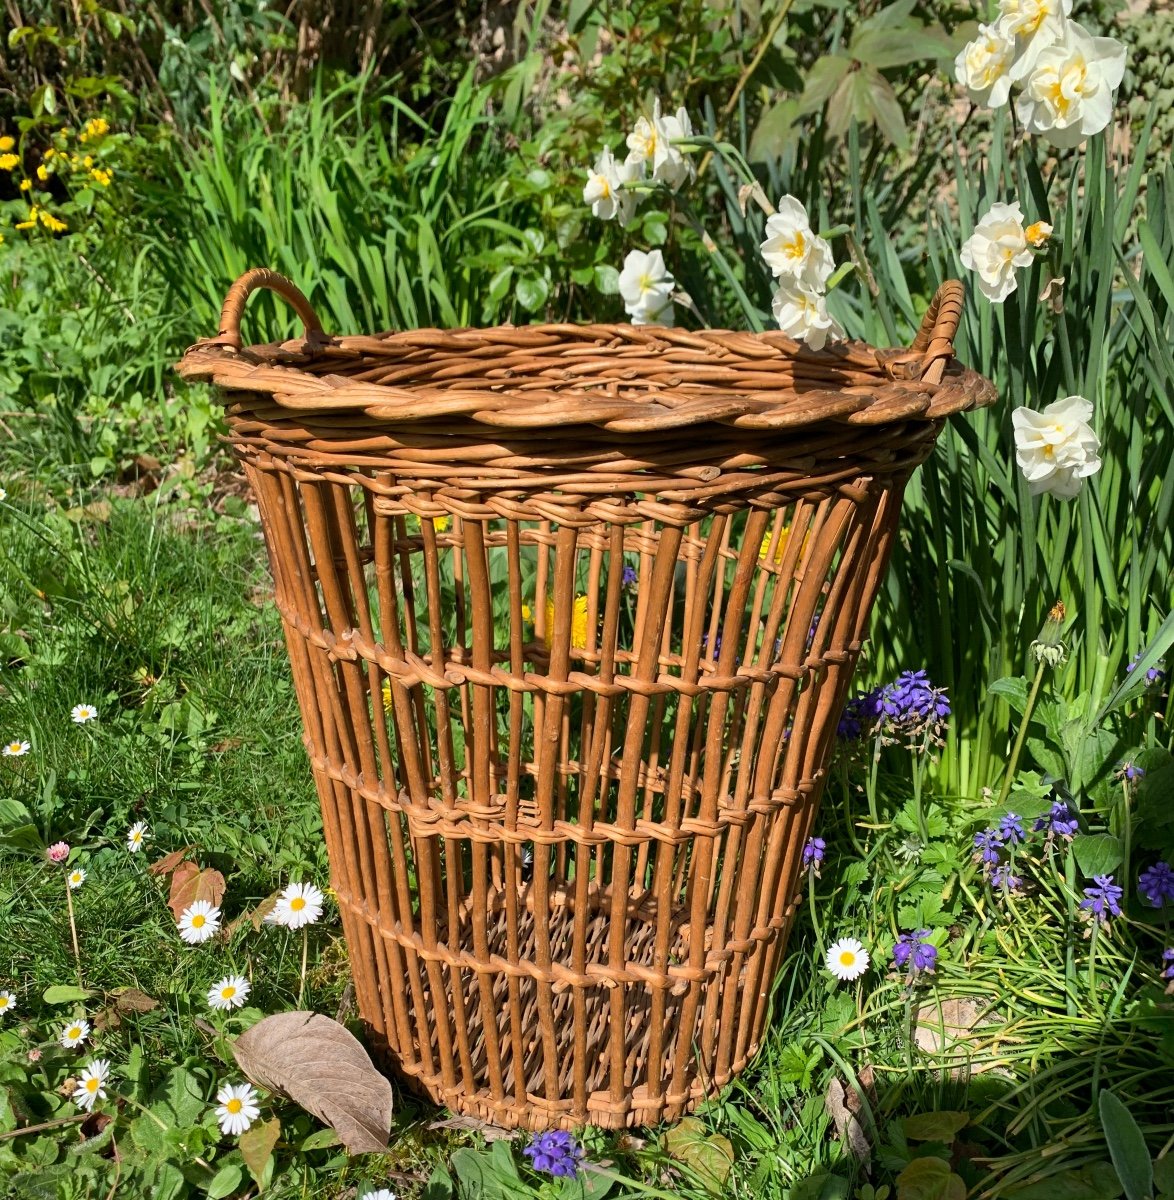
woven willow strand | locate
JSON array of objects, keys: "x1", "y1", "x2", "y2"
[{"x1": 180, "y1": 268, "x2": 995, "y2": 1130}]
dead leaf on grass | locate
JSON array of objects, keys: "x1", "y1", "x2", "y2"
[
  {"x1": 148, "y1": 846, "x2": 194, "y2": 877},
  {"x1": 232, "y1": 1011, "x2": 392, "y2": 1154},
  {"x1": 167, "y1": 864, "x2": 226, "y2": 921},
  {"x1": 825, "y1": 1077, "x2": 872, "y2": 1165}
]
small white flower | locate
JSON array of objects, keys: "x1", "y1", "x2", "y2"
[
  {"x1": 0, "y1": 487, "x2": 7, "y2": 502},
  {"x1": 2, "y1": 740, "x2": 30, "y2": 757},
  {"x1": 215, "y1": 1081, "x2": 260, "y2": 1136},
  {"x1": 0, "y1": 990, "x2": 16, "y2": 1018},
  {"x1": 626, "y1": 98, "x2": 695, "y2": 191},
  {"x1": 998, "y1": 0, "x2": 1071, "y2": 81},
  {"x1": 1015, "y1": 21, "x2": 1126, "y2": 148},
  {"x1": 1012, "y1": 395, "x2": 1102, "y2": 499},
  {"x1": 207, "y1": 974, "x2": 251, "y2": 1011},
  {"x1": 826, "y1": 937, "x2": 871, "y2": 982},
  {"x1": 126, "y1": 821, "x2": 148, "y2": 853},
  {"x1": 770, "y1": 278, "x2": 843, "y2": 351},
  {"x1": 954, "y1": 22, "x2": 1016, "y2": 108},
  {"x1": 67, "y1": 868, "x2": 86, "y2": 890},
  {"x1": 266, "y1": 881, "x2": 326, "y2": 930},
  {"x1": 618, "y1": 249, "x2": 675, "y2": 326},
  {"x1": 583, "y1": 145, "x2": 640, "y2": 224},
  {"x1": 359, "y1": 1190, "x2": 399, "y2": 1200},
  {"x1": 178, "y1": 900, "x2": 222, "y2": 945},
  {"x1": 72, "y1": 1059, "x2": 111, "y2": 1110},
  {"x1": 959, "y1": 200, "x2": 1034, "y2": 303},
  {"x1": 60, "y1": 1018, "x2": 91, "y2": 1048},
  {"x1": 759, "y1": 195, "x2": 834, "y2": 287},
  {"x1": 70, "y1": 704, "x2": 98, "y2": 724}
]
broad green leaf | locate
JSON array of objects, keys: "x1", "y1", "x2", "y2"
[
  {"x1": 514, "y1": 273, "x2": 549, "y2": 313},
  {"x1": 849, "y1": 26, "x2": 952, "y2": 68},
  {"x1": 749, "y1": 98, "x2": 799, "y2": 162},
  {"x1": 239, "y1": 1117, "x2": 281, "y2": 1186},
  {"x1": 594, "y1": 264, "x2": 620, "y2": 294},
  {"x1": 987, "y1": 677, "x2": 1029, "y2": 714},
  {"x1": 799, "y1": 55, "x2": 852, "y2": 113},
  {"x1": 1073, "y1": 833, "x2": 1124, "y2": 879},
  {"x1": 663, "y1": 1116, "x2": 735, "y2": 1194},
  {"x1": 896, "y1": 1156, "x2": 966, "y2": 1200},
  {"x1": 206, "y1": 1162, "x2": 244, "y2": 1200},
  {"x1": 1099, "y1": 1091, "x2": 1154, "y2": 1200},
  {"x1": 902, "y1": 1111, "x2": 969, "y2": 1142},
  {"x1": 863, "y1": 68, "x2": 907, "y2": 148},
  {"x1": 1154, "y1": 1154, "x2": 1174, "y2": 1195},
  {"x1": 42, "y1": 986, "x2": 91, "y2": 1005}
]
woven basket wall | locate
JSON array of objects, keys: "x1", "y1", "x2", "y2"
[{"x1": 179, "y1": 269, "x2": 995, "y2": 1131}]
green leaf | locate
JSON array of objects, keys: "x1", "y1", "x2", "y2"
[
  {"x1": 849, "y1": 26, "x2": 952, "y2": 68},
  {"x1": 151, "y1": 1067, "x2": 206, "y2": 1128},
  {"x1": 594, "y1": 264, "x2": 620, "y2": 294},
  {"x1": 988, "y1": 677, "x2": 1030, "y2": 714},
  {"x1": 514, "y1": 273, "x2": 550, "y2": 313},
  {"x1": 1099, "y1": 1091, "x2": 1154, "y2": 1200},
  {"x1": 239, "y1": 1117, "x2": 280, "y2": 1186},
  {"x1": 662, "y1": 1117, "x2": 734, "y2": 1195},
  {"x1": 902, "y1": 1111, "x2": 969, "y2": 1142},
  {"x1": 1012, "y1": 1163, "x2": 1124, "y2": 1200},
  {"x1": 799, "y1": 55, "x2": 852, "y2": 113},
  {"x1": 826, "y1": 70, "x2": 874, "y2": 140},
  {"x1": 487, "y1": 266, "x2": 514, "y2": 305},
  {"x1": 299, "y1": 1128, "x2": 340, "y2": 1151},
  {"x1": 42, "y1": 986, "x2": 91, "y2": 1005},
  {"x1": 451, "y1": 1143, "x2": 529, "y2": 1200},
  {"x1": 1154, "y1": 1154, "x2": 1174, "y2": 1195},
  {"x1": 895, "y1": 1156, "x2": 966, "y2": 1200},
  {"x1": 206, "y1": 1162, "x2": 244, "y2": 1199},
  {"x1": 863, "y1": 68, "x2": 907, "y2": 148},
  {"x1": 1073, "y1": 834, "x2": 1124, "y2": 879},
  {"x1": 749, "y1": 98, "x2": 799, "y2": 162}
]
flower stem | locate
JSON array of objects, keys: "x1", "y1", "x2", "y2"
[
  {"x1": 997, "y1": 660, "x2": 1047, "y2": 810},
  {"x1": 1063, "y1": 842, "x2": 1078, "y2": 1018},
  {"x1": 1120, "y1": 777, "x2": 1133, "y2": 895},
  {"x1": 64, "y1": 876, "x2": 82, "y2": 989},
  {"x1": 298, "y1": 927, "x2": 309, "y2": 1008},
  {"x1": 806, "y1": 868, "x2": 825, "y2": 959}
]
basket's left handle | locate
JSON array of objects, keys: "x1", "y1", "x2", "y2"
[
  {"x1": 907, "y1": 279, "x2": 964, "y2": 384},
  {"x1": 211, "y1": 267, "x2": 325, "y2": 351}
]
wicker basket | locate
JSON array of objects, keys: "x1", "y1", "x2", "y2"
[{"x1": 179, "y1": 268, "x2": 995, "y2": 1131}]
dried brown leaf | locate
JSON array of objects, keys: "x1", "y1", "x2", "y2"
[
  {"x1": 825, "y1": 1078, "x2": 871, "y2": 1164},
  {"x1": 167, "y1": 865, "x2": 226, "y2": 921},
  {"x1": 148, "y1": 846, "x2": 193, "y2": 877},
  {"x1": 113, "y1": 988, "x2": 158, "y2": 1014},
  {"x1": 232, "y1": 1011, "x2": 392, "y2": 1154},
  {"x1": 239, "y1": 1116, "x2": 281, "y2": 1184}
]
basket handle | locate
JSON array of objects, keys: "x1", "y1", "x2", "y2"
[
  {"x1": 211, "y1": 267, "x2": 326, "y2": 351},
  {"x1": 907, "y1": 280, "x2": 964, "y2": 383}
]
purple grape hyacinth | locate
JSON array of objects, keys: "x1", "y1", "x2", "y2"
[
  {"x1": 879, "y1": 670, "x2": 951, "y2": 723},
  {"x1": 837, "y1": 690, "x2": 880, "y2": 740},
  {"x1": 991, "y1": 865, "x2": 1023, "y2": 895},
  {"x1": 1163, "y1": 949, "x2": 1174, "y2": 982},
  {"x1": 802, "y1": 836, "x2": 826, "y2": 873},
  {"x1": 1126, "y1": 650, "x2": 1166, "y2": 689},
  {"x1": 1079, "y1": 874, "x2": 1124, "y2": 925},
  {"x1": 973, "y1": 828, "x2": 1003, "y2": 869},
  {"x1": 1140, "y1": 861, "x2": 1174, "y2": 908},
  {"x1": 1034, "y1": 801, "x2": 1079, "y2": 840},
  {"x1": 1120, "y1": 761, "x2": 1145, "y2": 782},
  {"x1": 621, "y1": 564, "x2": 638, "y2": 588},
  {"x1": 524, "y1": 1130, "x2": 585, "y2": 1178},
  {"x1": 997, "y1": 812, "x2": 1026, "y2": 846},
  {"x1": 892, "y1": 929, "x2": 938, "y2": 977}
]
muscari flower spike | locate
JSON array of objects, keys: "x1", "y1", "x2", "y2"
[
  {"x1": 997, "y1": 812, "x2": 1026, "y2": 846},
  {"x1": 802, "y1": 836, "x2": 825, "y2": 873},
  {"x1": 1034, "y1": 800, "x2": 1079, "y2": 840},
  {"x1": 1079, "y1": 874, "x2": 1123, "y2": 926},
  {"x1": 892, "y1": 929, "x2": 938, "y2": 978},
  {"x1": 973, "y1": 828, "x2": 1003, "y2": 869},
  {"x1": 524, "y1": 1130, "x2": 585, "y2": 1178},
  {"x1": 1139, "y1": 862, "x2": 1174, "y2": 909}
]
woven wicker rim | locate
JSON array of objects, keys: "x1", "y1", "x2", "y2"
[{"x1": 178, "y1": 268, "x2": 997, "y2": 432}]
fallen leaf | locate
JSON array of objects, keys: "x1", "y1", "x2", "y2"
[
  {"x1": 223, "y1": 893, "x2": 278, "y2": 940},
  {"x1": 914, "y1": 997, "x2": 1006, "y2": 1078},
  {"x1": 661, "y1": 1116, "x2": 733, "y2": 1195},
  {"x1": 113, "y1": 988, "x2": 158, "y2": 1014},
  {"x1": 239, "y1": 1116, "x2": 281, "y2": 1185},
  {"x1": 428, "y1": 1114, "x2": 516, "y2": 1143},
  {"x1": 167, "y1": 865, "x2": 226, "y2": 921},
  {"x1": 826, "y1": 1077, "x2": 871, "y2": 1164},
  {"x1": 232, "y1": 1011, "x2": 392, "y2": 1154},
  {"x1": 149, "y1": 846, "x2": 194, "y2": 877}
]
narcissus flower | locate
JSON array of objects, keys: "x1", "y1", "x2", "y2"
[
  {"x1": 760, "y1": 196, "x2": 834, "y2": 288},
  {"x1": 266, "y1": 882, "x2": 325, "y2": 930},
  {"x1": 1015, "y1": 22, "x2": 1126, "y2": 148},
  {"x1": 1000, "y1": 0, "x2": 1072, "y2": 80},
  {"x1": 583, "y1": 145, "x2": 639, "y2": 224},
  {"x1": 625, "y1": 98, "x2": 695, "y2": 191},
  {"x1": 72, "y1": 1059, "x2": 111, "y2": 1110},
  {"x1": 70, "y1": 704, "x2": 98, "y2": 724},
  {"x1": 214, "y1": 1081, "x2": 260, "y2": 1135},
  {"x1": 60, "y1": 1018, "x2": 91, "y2": 1048},
  {"x1": 770, "y1": 278, "x2": 842, "y2": 351},
  {"x1": 826, "y1": 937, "x2": 870, "y2": 981},
  {"x1": 2, "y1": 740, "x2": 30, "y2": 757},
  {"x1": 126, "y1": 822, "x2": 148, "y2": 853},
  {"x1": 1012, "y1": 396, "x2": 1102, "y2": 499},
  {"x1": 955, "y1": 23, "x2": 1016, "y2": 108},
  {"x1": 618, "y1": 249, "x2": 675, "y2": 326},
  {"x1": 178, "y1": 900, "x2": 222, "y2": 944},
  {"x1": 207, "y1": 974, "x2": 251, "y2": 1011},
  {"x1": 960, "y1": 201, "x2": 1033, "y2": 303},
  {"x1": 67, "y1": 868, "x2": 86, "y2": 890}
]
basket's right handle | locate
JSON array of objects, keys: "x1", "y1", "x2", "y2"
[
  {"x1": 908, "y1": 280, "x2": 964, "y2": 384},
  {"x1": 210, "y1": 267, "x2": 326, "y2": 351}
]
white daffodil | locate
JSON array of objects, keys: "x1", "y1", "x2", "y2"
[
  {"x1": 60, "y1": 1018, "x2": 91, "y2": 1048},
  {"x1": 999, "y1": 0, "x2": 1071, "y2": 80},
  {"x1": 178, "y1": 900, "x2": 222, "y2": 945},
  {"x1": 266, "y1": 881, "x2": 326, "y2": 930},
  {"x1": 215, "y1": 1081, "x2": 260, "y2": 1136},
  {"x1": 0, "y1": 990, "x2": 15, "y2": 1018},
  {"x1": 70, "y1": 704, "x2": 98, "y2": 724},
  {"x1": 770, "y1": 278, "x2": 843, "y2": 351},
  {"x1": 618, "y1": 249, "x2": 675, "y2": 326},
  {"x1": 626, "y1": 98, "x2": 695, "y2": 191},
  {"x1": 67, "y1": 867, "x2": 86, "y2": 890},
  {"x1": 2, "y1": 740, "x2": 30, "y2": 757},
  {"x1": 826, "y1": 937, "x2": 870, "y2": 982},
  {"x1": 583, "y1": 146, "x2": 640, "y2": 224},
  {"x1": 207, "y1": 974, "x2": 251, "y2": 1011},
  {"x1": 954, "y1": 22, "x2": 1016, "y2": 108},
  {"x1": 126, "y1": 821, "x2": 148, "y2": 853},
  {"x1": 959, "y1": 200, "x2": 1034, "y2": 303},
  {"x1": 72, "y1": 1059, "x2": 111, "y2": 1111},
  {"x1": 1015, "y1": 22, "x2": 1126, "y2": 148},
  {"x1": 759, "y1": 195, "x2": 834, "y2": 287},
  {"x1": 1012, "y1": 395, "x2": 1102, "y2": 499}
]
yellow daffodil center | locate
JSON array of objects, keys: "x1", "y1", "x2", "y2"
[
  {"x1": 226, "y1": 1098, "x2": 243, "y2": 1113},
  {"x1": 221, "y1": 986, "x2": 236, "y2": 998},
  {"x1": 784, "y1": 231, "x2": 806, "y2": 261},
  {"x1": 290, "y1": 896, "x2": 306, "y2": 911},
  {"x1": 191, "y1": 914, "x2": 206, "y2": 928},
  {"x1": 86, "y1": 1078, "x2": 99, "y2": 1092},
  {"x1": 839, "y1": 951, "x2": 855, "y2": 966}
]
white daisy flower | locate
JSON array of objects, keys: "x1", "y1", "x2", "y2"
[
  {"x1": 126, "y1": 822, "x2": 148, "y2": 853},
  {"x1": 67, "y1": 868, "x2": 87, "y2": 890},
  {"x1": 178, "y1": 900, "x2": 222, "y2": 945},
  {"x1": 359, "y1": 1190, "x2": 399, "y2": 1200},
  {"x1": 72, "y1": 1059, "x2": 111, "y2": 1110},
  {"x1": 0, "y1": 990, "x2": 16, "y2": 1018},
  {"x1": 207, "y1": 975, "x2": 251, "y2": 1011},
  {"x1": 60, "y1": 1018, "x2": 91, "y2": 1048},
  {"x1": 70, "y1": 704, "x2": 98, "y2": 724},
  {"x1": 0, "y1": 487, "x2": 7, "y2": 502},
  {"x1": 215, "y1": 1081, "x2": 260, "y2": 1136},
  {"x1": 826, "y1": 937, "x2": 870, "y2": 982},
  {"x1": 266, "y1": 882, "x2": 325, "y2": 930},
  {"x1": 2, "y1": 740, "x2": 30, "y2": 757}
]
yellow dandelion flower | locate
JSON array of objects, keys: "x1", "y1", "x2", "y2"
[
  {"x1": 541, "y1": 595, "x2": 591, "y2": 650},
  {"x1": 36, "y1": 164, "x2": 49, "y2": 181},
  {"x1": 44, "y1": 148, "x2": 54, "y2": 159},
  {"x1": 381, "y1": 678, "x2": 392, "y2": 710},
  {"x1": 39, "y1": 210, "x2": 67, "y2": 233},
  {"x1": 82, "y1": 155, "x2": 93, "y2": 168},
  {"x1": 0, "y1": 136, "x2": 14, "y2": 152},
  {"x1": 0, "y1": 153, "x2": 19, "y2": 171},
  {"x1": 19, "y1": 178, "x2": 31, "y2": 191},
  {"x1": 432, "y1": 514, "x2": 450, "y2": 533},
  {"x1": 758, "y1": 524, "x2": 809, "y2": 565},
  {"x1": 15, "y1": 207, "x2": 39, "y2": 231}
]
